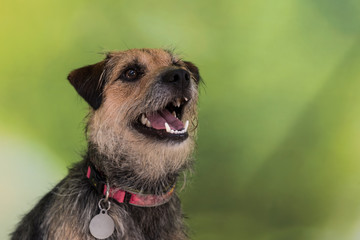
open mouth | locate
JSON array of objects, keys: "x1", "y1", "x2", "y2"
[{"x1": 133, "y1": 97, "x2": 190, "y2": 141}]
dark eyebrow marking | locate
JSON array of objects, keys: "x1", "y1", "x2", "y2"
[
  {"x1": 164, "y1": 49, "x2": 176, "y2": 61},
  {"x1": 140, "y1": 48, "x2": 152, "y2": 54},
  {"x1": 163, "y1": 49, "x2": 182, "y2": 66},
  {"x1": 172, "y1": 59, "x2": 182, "y2": 67},
  {"x1": 122, "y1": 58, "x2": 146, "y2": 72}
]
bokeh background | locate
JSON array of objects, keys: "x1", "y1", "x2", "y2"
[{"x1": 1, "y1": 0, "x2": 360, "y2": 239}]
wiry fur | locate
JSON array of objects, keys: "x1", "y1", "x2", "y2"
[{"x1": 11, "y1": 48, "x2": 200, "y2": 240}]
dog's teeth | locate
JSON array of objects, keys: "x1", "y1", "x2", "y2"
[
  {"x1": 176, "y1": 98, "x2": 181, "y2": 107},
  {"x1": 184, "y1": 97, "x2": 188, "y2": 102},
  {"x1": 141, "y1": 114, "x2": 147, "y2": 125},
  {"x1": 165, "y1": 122, "x2": 171, "y2": 133},
  {"x1": 140, "y1": 114, "x2": 151, "y2": 128},
  {"x1": 172, "y1": 111, "x2": 177, "y2": 117},
  {"x1": 184, "y1": 120, "x2": 189, "y2": 132},
  {"x1": 165, "y1": 122, "x2": 188, "y2": 134}
]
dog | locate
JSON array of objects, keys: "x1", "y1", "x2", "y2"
[{"x1": 11, "y1": 48, "x2": 200, "y2": 240}]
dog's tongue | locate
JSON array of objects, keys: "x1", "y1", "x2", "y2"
[{"x1": 147, "y1": 109, "x2": 184, "y2": 130}]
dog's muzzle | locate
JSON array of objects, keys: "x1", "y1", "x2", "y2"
[{"x1": 132, "y1": 68, "x2": 194, "y2": 142}]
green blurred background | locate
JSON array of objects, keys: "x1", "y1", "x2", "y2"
[{"x1": 1, "y1": 0, "x2": 360, "y2": 239}]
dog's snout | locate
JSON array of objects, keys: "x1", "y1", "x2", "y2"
[{"x1": 162, "y1": 69, "x2": 190, "y2": 88}]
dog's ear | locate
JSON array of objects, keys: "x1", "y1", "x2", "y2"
[
  {"x1": 67, "y1": 61, "x2": 106, "y2": 110},
  {"x1": 183, "y1": 61, "x2": 201, "y2": 84}
]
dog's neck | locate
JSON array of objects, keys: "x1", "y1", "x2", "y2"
[{"x1": 85, "y1": 143, "x2": 180, "y2": 195}]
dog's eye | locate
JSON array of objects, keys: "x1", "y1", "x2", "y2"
[
  {"x1": 119, "y1": 63, "x2": 145, "y2": 82},
  {"x1": 124, "y1": 69, "x2": 138, "y2": 80}
]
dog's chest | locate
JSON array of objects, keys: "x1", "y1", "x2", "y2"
[{"x1": 49, "y1": 197, "x2": 187, "y2": 240}]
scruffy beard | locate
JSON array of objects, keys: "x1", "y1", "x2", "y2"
[{"x1": 86, "y1": 99, "x2": 198, "y2": 182}]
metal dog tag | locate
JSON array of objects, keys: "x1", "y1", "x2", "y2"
[{"x1": 89, "y1": 199, "x2": 115, "y2": 239}]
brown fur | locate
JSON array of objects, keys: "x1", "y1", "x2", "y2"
[
  {"x1": 87, "y1": 49, "x2": 199, "y2": 182},
  {"x1": 11, "y1": 48, "x2": 200, "y2": 240}
]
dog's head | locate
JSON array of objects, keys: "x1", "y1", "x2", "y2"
[{"x1": 68, "y1": 49, "x2": 200, "y2": 180}]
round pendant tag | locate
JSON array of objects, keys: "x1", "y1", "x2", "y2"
[{"x1": 89, "y1": 210, "x2": 115, "y2": 239}]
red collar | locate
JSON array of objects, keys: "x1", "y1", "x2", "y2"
[{"x1": 86, "y1": 165, "x2": 175, "y2": 207}]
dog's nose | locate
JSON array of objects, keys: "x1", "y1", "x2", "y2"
[{"x1": 162, "y1": 69, "x2": 190, "y2": 89}]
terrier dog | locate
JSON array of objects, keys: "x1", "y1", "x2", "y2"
[{"x1": 11, "y1": 48, "x2": 200, "y2": 240}]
